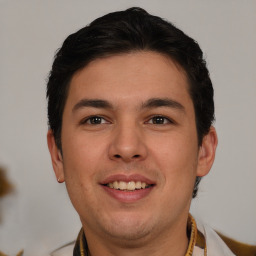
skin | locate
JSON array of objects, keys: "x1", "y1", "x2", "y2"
[{"x1": 48, "y1": 51, "x2": 217, "y2": 256}]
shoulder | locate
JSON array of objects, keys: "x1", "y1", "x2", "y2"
[
  {"x1": 216, "y1": 232, "x2": 256, "y2": 256},
  {"x1": 197, "y1": 220, "x2": 256, "y2": 256},
  {"x1": 200, "y1": 223, "x2": 236, "y2": 255}
]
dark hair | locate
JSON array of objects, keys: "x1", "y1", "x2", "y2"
[{"x1": 47, "y1": 7, "x2": 214, "y2": 198}]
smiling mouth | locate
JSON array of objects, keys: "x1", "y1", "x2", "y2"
[{"x1": 104, "y1": 181, "x2": 153, "y2": 191}]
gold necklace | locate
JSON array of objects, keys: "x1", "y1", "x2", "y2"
[{"x1": 185, "y1": 214, "x2": 207, "y2": 256}]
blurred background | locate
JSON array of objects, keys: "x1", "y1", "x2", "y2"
[{"x1": 0, "y1": 0, "x2": 255, "y2": 255}]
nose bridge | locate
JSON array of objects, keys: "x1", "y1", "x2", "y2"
[{"x1": 109, "y1": 118, "x2": 147, "y2": 162}]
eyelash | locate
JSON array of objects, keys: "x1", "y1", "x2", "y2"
[
  {"x1": 80, "y1": 116, "x2": 109, "y2": 125},
  {"x1": 146, "y1": 115, "x2": 174, "y2": 125},
  {"x1": 80, "y1": 115, "x2": 174, "y2": 126}
]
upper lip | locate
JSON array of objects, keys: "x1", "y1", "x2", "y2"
[{"x1": 100, "y1": 174, "x2": 156, "y2": 185}]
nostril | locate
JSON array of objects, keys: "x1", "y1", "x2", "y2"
[{"x1": 113, "y1": 154, "x2": 140, "y2": 159}]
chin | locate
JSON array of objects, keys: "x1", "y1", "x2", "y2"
[{"x1": 102, "y1": 214, "x2": 154, "y2": 241}]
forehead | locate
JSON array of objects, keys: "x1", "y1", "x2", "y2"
[{"x1": 66, "y1": 51, "x2": 192, "y2": 108}]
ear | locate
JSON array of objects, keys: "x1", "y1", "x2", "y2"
[
  {"x1": 196, "y1": 126, "x2": 218, "y2": 177},
  {"x1": 47, "y1": 130, "x2": 65, "y2": 183}
]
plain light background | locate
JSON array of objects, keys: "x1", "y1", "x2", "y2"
[{"x1": 0, "y1": 0, "x2": 255, "y2": 255}]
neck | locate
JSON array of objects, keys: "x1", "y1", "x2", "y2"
[{"x1": 82, "y1": 214, "x2": 189, "y2": 256}]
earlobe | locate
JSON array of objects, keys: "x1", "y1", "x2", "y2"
[
  {"x1": 47, "y1": 130, "x2": 65, "y2": 183},
  {"x1": 196, "y1": 126, "x2": 218, "y2": 177}
]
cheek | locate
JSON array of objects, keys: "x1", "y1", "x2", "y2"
[
  {"x1": 150, "y1": 132, "x2": 198, "y2": 184},
  {"x1": 63, "y1": 131, "x2": 104, "y2": 169},
  {"x1": 62, "y1": 137, "x2": 100, "y2": 212}
]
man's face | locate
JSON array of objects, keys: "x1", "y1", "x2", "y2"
[{"x1": 48, "y1": 51, "x2": 216, "y2": 243}]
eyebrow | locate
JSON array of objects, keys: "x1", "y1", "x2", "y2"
[
  {"x1": 72, "y1": 97, "x2": 185, "y2": 113},
  {"x1": 141, "y1": 98, "x2": 185, "y2": 111},
  {"x1": 72, "y1": 99, "x2": 113, "y2": 112}
]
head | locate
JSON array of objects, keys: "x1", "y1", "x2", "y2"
[
  {"x1": 47, "y1": 8, "x2": 216, "y2": 245},
  {"x1": 47, "y1": 7, "x2": 215, "y2": 198}
]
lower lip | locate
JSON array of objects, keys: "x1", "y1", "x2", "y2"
[{"x1": 102, "y1": 185, "x2": 154, "y2": 203}]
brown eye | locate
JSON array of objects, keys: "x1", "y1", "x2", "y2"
[
  {"x1": 89, "y1": 117, "x2": 103, "y2": 124},
  {"x1": 148, "y1": 116, "x2": 171, "y2": 124},
  {"x1": 82, "y1": 116, "x2": 108, "y2": 125}
]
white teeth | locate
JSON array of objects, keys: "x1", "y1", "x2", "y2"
[
  {"x1": 127, "y1": 181, "x2": 135, "y2": 191},
  {"x1": 113, "y1": 181, "x2": 118, "y2": 189},
  {"x1": 119, "y1": 181, "x2": 126, "y2": 190},
  {"x1": 107, "y1": 181, "x2": 150, "y2": 191},
  {"x1": 135, "y1": 181, "x2": 142, "y2": 189}
]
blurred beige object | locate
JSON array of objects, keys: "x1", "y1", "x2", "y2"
[
  {"x1": 0, "y1": 250, "x2": 23, "y2": 256},
  {"x1": 0, "y1": 168, "x2": 23, "y2": 255},
  {"x1": 0, "y1": 166, "x2": 14, "y2": 223},
  {"x1": 0, "y1": 167, "x2": 13, "y2": 198}
]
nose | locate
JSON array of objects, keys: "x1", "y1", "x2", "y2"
[{"x1": 108, "y1": 121, "x2": 148, "y2": 163}]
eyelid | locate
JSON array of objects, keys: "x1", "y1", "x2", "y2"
[
  {"x1": 145, "y1": 115, "x2": 175, "y2": 125},
  {"x1": 80, "y1": 115, "x2": 110, "y2": 125}
]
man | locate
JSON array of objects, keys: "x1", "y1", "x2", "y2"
[{"x1": 46, "y1": 7, "x2": 238, "y2": 256}]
